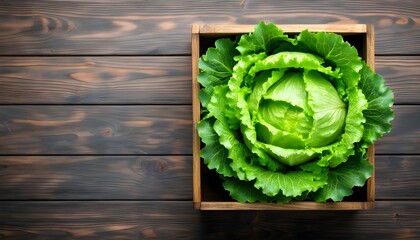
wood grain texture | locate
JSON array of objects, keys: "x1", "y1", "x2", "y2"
[
  {"x1": 0, "y1": 0, "x2": 417, "y2": 237},
  {"x1": 376, "y1": 155, "x2": 420, "y2": 199},
  {"x1": 0, "y1": 149, "x2": 412, "y2": 205},
  {"x1": 0, "y1": 156, "x2": 192, "y2": 200},
  {"x1": 192, "y1": 25, "x2": 201, "y2": 208},
  {"x1": 0, "y1": 56, "x2": 416, "y2": 104},
  {"x1": 376, "y1": 56, "x2": 420, "y2": 104},
  {"x1": 367, "y1": 145, "x2": 375, "y2": 202},
  {"x1": 199, "y1": 24, "x2": 368, "y2": 34},
  {"x1": 0, "y1": 106, "x2": 192, "y2": 155},
  {"x1": 1, "y1": 155, "x2": 416, "y2": 201},
  {"x1": 0, "y1": 106, "x2": 417, "y2": 155},
  {"x1": 375, "y1": 105, "x2": 420, "y2": 154},
  {"x1": 0, "y1": 201, "x2": 418, "y2": 239},
  {"x1": 0, "y1": 57, "x2": 191, "y2": 104},
  {"x1": 0, "y1": 0, "x2": 418, "y2": 55},
  {"x1": 200, "y1": 202, "x2": 373, "y2": 210}
]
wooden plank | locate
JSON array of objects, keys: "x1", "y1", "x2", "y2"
[
  {"x1": 375, "y1": 106, "x2": 420, "y2": 154},
  {"x1": 0, "y1": 106, "x2": 417, "y2": 155},
  {"x1": 0, "y1": 57, "x2": 191, "y2": 104},
  {"x1": 0, "y1": 106, "x2": 192, "y2": 155},
  {"x1": 0, "y1": 0, "x2": 418, "y2": 55},
  {"x1": 0, "y1": 156, "x2": 192, "y2": 200},
  {"x1": 0, "y1": 155, "x2": 416, "y2": 201},
  {"x1": 0, "y1": 201, "x2": 418, "y2": 239},
  {"x1": 0, "y1": 56, "x2": 416, "y2": 104},
  {"x1": 376, "y1": 56, "x2": 420, "y2": 104},
  {"x1": 376, "y1": 155, "x2": 420, "y2": 199}
]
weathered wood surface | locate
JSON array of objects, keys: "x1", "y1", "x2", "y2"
[
  {"x1": 0, "y1": 156, "x2": 192, "y2": 200},
  {"x1": 0, "y1": 201, "x2": 418, "y2": 239},
  {"x1": 0, "y1": 0, "x2": 418, "y2": 55},
  {"x1": 0, "y1": 106, "x2": 192, "y2": 155},
  {"x1": 0, "y1": 57, "x2": 191, "y2": 104},
  {"x1": 0, "y1": 56, "x2": 417, "y2": 104},
  {"x1": 0, "y1": 105, "x2": 416, "y2": 155},
  {"x1": 376, "y1": 56, "x2": 420, "y2": 104},
  {"x1": 375, "y1": 106, "x2": 420, "y2": 154},
  {"x1": 376, "y1": 155, "x2": 420, "y2": 199},
  {"x1": 0, "y1": 155, "x2": 416, "y2": 200},
  {"x1": 0, "y1": 0, "x2": 418, "y2": 238}
]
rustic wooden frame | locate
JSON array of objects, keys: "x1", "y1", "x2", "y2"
[{"x1": 192, "y1": 24, "x2": 375, "y2": 210}]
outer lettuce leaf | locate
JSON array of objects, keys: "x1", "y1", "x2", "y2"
[
  {"x1": 197, "y1": 118, "x2": 235, "y2": 177},
  {"x1": 237, "y1": 21, "x2": 296, "y2": 56},
  {"x1": 313, "y1": 149, "x2": 373, "y2": 202},
  {"x1": 198, "y1": 38, "x2": 238, "y2": 107},
  {"x1": 198, "y1": 38, "x2": 237, "y2": 82},
  {"x1": 223, "y1": 177, "x2": 292, "y2": 203},
  {"x1": 358, "y1": 63, "x2": 394, "y2": 147},
  {"x1": 296, "y1": 30, "x2": 363, "y2": 94},
  {"x1": 198, "y1": 88, "x2": 212, "y2": 107},
  {"x1": 248, "y1": 164, "x2": 328, "y2": 197},
  {"x1": 207, "y1": 85, "x2": 240, "y2": 129}
]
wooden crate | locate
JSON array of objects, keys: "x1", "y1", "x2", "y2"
[{"x1": 192, "y1": 24, "x2": 375, "y2": 210}]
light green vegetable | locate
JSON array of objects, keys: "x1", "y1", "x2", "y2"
[{"x1": 197, "y1": 22, "x2": 394, "y2": 202}]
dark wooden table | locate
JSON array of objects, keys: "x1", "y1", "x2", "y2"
[{"x1": 0, "y1": 1, "x2": 419, "y2": 239}]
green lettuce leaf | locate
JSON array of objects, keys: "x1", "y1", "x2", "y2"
[
  {"x1": 296, "y1": 30, "x2": 363, "y2": 93},
  {"x1": 227, "y1": 53, "x2": 285, "y2": 172},
  {"x1": 313, "y1": 149, "x2": 373, "y2": 202},
  {"x1": 223, "y1": 177, "x2": 292, "y2": 203},
  {"x1": 358, "y1": 63, "x2": 394, "y2": 147},
  {"x1": 214, "y1": 120, "x2": 328, "y2": 197},
  {"x1": 303, "y1": 70, "x2": 347, "y2": 148},
  {"x1": 197, "y1": 118, "x2": 235, "y2": 177},
  {"x1": 198, "y1": 38, "x2": 238, "y2": 83},
  {"x1": 317, "y1": 87, "x2": 368, "y2": 168},
  {"x1": 207, "y1": 85, "x2": 240, "y2": 129},
  {"x1": 237, "y1": 21, "x2": 296, "y2": 56},
  {"x1": 198, "y1": 38, "x2": 238, "y2": 108},
  {"x1": 249, "y1": 51, "x2": 341, "y2": 78}
]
